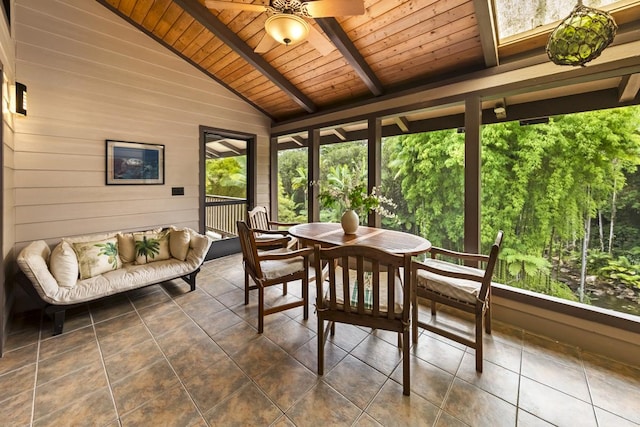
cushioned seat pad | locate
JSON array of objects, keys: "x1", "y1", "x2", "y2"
[{"x1": 415, "y1": 258, "x2": 492, "y2": 304}]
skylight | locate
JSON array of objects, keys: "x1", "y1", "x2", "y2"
[{"x1": 494, "y1": 0, "x2": 621, "y2": 41}]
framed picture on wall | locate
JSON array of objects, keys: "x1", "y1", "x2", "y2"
[{"x1": 106, "y1": 140, "x2": 165, "y2": 185}]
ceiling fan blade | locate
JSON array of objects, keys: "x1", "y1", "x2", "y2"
[
  {"x1": 307, "y1": 25, "x2": 334, "y2": 56},
  {"x1": 304, "y1": 0, "x2": 365, "y2": 17},
  {"x1": 204, "y1": 0, "x2": 268, "y2": 13},
  {"x1": 254, "y1": 33, "x2": 278, "y2": 53}
]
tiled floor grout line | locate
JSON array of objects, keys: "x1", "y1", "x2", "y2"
[
  {"x1": 129, "y1": 290, "x2": 212, "y2": 424},
  {"x1": 28, "y1": 313, "x2": 43, "y2": 427},
  {"x1": 6, "y1": 256, "x2": 639, "y2": 426},
  {"x1": 90, "y1": 308, "x2": 121, "y2": 427}
]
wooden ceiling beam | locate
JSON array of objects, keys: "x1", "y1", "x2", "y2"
[
  {"x1": 473, "y1": 0, "x2": 499, "y2": 67},
  {"x1": 394, "y1": 116, "x2": 410, "y2": 132},
  {"x1": 291, "y1": 135, "x2": 306, "y2": 146},
  {"x1": 618, "y1": 73, "x2": 640, "y2": 102},
  {"x1": 315, "y1": 17, "x2": 384, "y2": 96},
  {"x1": 331, "y1": 128, "x2": 347, "y2": 140},
  {"x1": 173, "y1": 0, "x2": 317, "y2": 113},
  {"x1": 218, "y1": 140, "x2": 242, "y2": 154}
]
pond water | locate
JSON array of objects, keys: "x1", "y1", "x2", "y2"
[{"x1": 585, "y1": 292, "x2": 640, "y2": 317}]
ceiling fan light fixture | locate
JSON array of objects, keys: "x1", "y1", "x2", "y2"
[{"x1": 265, "y1": 14, "x2": 309, "y2": 46}]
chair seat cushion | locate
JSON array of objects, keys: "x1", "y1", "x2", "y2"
[
  {"x1": 260, "y1": 248, "x2": 305, "y2": 280},
  {"x1": 322, "y1": 266, "x2": 404, "y2": 314},
  {"x1": 415, "y1": 258, "x2": 489, "y2": 304}
]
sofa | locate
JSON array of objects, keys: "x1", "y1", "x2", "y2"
[{"x1": 16, "y1": 226, "x2": 212, "y2": 335}]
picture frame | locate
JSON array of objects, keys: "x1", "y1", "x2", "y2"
[{"x1": 106, "y1": 140, "x2": 165, "y2": 185}]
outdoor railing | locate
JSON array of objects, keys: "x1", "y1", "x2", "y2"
[{"x1": 205, "y1": 195, "x2": 247, "y2": 239}]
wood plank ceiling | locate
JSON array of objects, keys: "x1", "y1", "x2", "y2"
[{"x1": 97, "y1": 0, "x2": 639, "y2": 124}]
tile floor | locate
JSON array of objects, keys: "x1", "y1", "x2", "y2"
[{"x1": 1, "y1": 253, "x2": 639, "y2": 426}]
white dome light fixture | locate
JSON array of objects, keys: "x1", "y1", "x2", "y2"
[{"x1": 265, "y1": 14, "x2": 310, "y2": 46}]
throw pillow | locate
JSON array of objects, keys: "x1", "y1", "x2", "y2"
[
  {"x1": 133, "y1": 230, "x2": 170, "y2": 264},
  {"x1": 117, "y1": 233, "x2": 136, "y2": 264},
  {"x1": 169, "y1": 229, "x2": 191, "y2": 261},
  {"x1": 72, "y1": 237, "x2": 121, "y2": 280},
  {"x1": 50, "y1": 241, "x2": 79, "y2": 288}
]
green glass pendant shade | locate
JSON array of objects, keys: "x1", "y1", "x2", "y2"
[{"x1": 546, "y1": 2, "x2": 617, "y2": 66}]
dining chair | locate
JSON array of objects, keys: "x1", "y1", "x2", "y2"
[
  {"x1": 314, "y1": 244, "x2": 413, "y2": 395},
  {"x1": 247, "y1": 206, "x2": 299, "y2": 249},
  {"x1": 236, "y1": 221, "x2": 312, "y2": 333},
  {"x1": 412, "y1": 231, "x2": 503, "y2": 372}
]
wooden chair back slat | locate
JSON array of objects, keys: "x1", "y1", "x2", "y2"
[{"x1": 314, "y1": 243, "x2": 413, "y2": 395}]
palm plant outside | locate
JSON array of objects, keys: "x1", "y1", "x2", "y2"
[
  {"x1": 135, "y1": 236, "x2": 160, "y2": 263},
  {"x1": 277, "y1": 106, "x2": 640, "y2": 316}
]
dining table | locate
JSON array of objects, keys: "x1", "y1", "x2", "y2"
[{"x1": 288, "y1": 222, "x2": 431, "y2": 256}]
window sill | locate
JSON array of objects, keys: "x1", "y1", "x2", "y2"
[{"x1": 492, "y1": 283, "x2": 640, "y2": 335}]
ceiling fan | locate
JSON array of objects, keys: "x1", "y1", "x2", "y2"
[{"x1": 204, "y1": 0, "x2": 365, "y2": 55}]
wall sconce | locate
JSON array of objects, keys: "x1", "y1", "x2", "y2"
[
  {"x1": 494, "y1": 102, "x2": 507, "y2": 120},
  {"x1": 15, "y1": 82, "x2": 27, "y2": 116}
]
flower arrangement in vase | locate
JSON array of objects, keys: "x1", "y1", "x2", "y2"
[{"x1": 317, "y1": 163, "x2": 396, "y2": 234}]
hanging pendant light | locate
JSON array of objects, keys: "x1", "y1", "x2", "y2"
[{"x1": 546, "y1": 0, "x2": 617, "y2": 67}]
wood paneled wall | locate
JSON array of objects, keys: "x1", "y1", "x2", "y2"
[
  {"x1": 12, "y1": 0, "x2": 270, "y2": 250},
  {"x1": 0, "y1": 0, "x2": 15, "y2": 356}
]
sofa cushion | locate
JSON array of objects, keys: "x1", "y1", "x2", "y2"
[
  {"x1": 117, "y1": 233, "x2": 136, "y2": 264},
  {"x1": 134, "y1": 230, "x2": 171, "y2": 264},
  {"x1": 170, "y1": 229, "x2": 191, "y2": 261},
  {"x1": 50, "y1": 241, "x2": 79, "y2": 288},
  {"x1": 72, "y1": 237, "x2": 122, "y2": 280}
]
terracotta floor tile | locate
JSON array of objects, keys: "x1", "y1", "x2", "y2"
[
  {"x1": 203, "y1": 383, "x2": 282, "y2": 426},
  {"x1": 521, "y1": 350, "x2": 590, "y2": 402},
  {"x1": 324, "y1": 354, "x2": 388, "y2": 409},
  {"x1": 0, "y1": 343, "x2": 38, "y2": 376},
  {"x1": 0, "y1": 388, "x2": 34, "y2": 426},
  {"x1": 455, "y1": 353, "x2": 520, "y2": 405},
  {"x1": 518, "y1": 377, "x2": 597, "y2": 427},
  {"x1": 391, "y1": 355, "x2": 454, "y2": 407},
  {"x1": 6, "y1": 255, "x2": 640, "y2": 426},
  {"x1": 183, "y1": 356, "x2": 250, "y2": 413},
  {"x1": 34, "y1": 361, "x2": 108, "y2": 419},
  {"x1": 89, "y1": 294, "x2": 135, "y2": 323},
  {"x1": 255, "y1": 355, "x2": 318, "y2": 411},
  {"x1": 38, "y1": 326, "x2": 95, "y2": 361},
  {"x1": 120, "y1": 384, "x2": 204, "y2": 427},
  {"x1": 366, "y1": 380, "x2": 440, "y2": 427},
  {"x1": 412, "y1": 334, "x2": 465, "y2": 375},
  {"x1": 36, "y1": 340, "x2": 101, "y2": 386},
  {"x1": 230, "y1": 335, "x2": 289, "y2": 378},
  {"x1": 516, "y1": 409, "x2": 555, "y2": 426},
  {"x1": 0, "y1": 362, "x2": 36, "y2": 400},
  {"x1": 111, "y1": 358, "x2": 179, "y2": 415},
  {"x1": 351, "y1": 334, "x2": 403, "y2": 376},
  {"x1": 444, "y1": 378, "x2": 517, "y2": 427},
  {"x1": 103, "y1": 339, "x2": 164, "y2": 383},
  {"x1": 434, "y1": 411, "x2": 469, "y2": 426},
  {"x1": 33, "y1": 387, "x2": 116, "y2": 427},
  {"x1": 286, "y1": 381, "x2": 362, "y2": 426},
  {"x1": 293, "y1": 334, "x2": 347, "y2": 374}
]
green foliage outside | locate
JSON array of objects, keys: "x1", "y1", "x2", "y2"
[
  {"x1": 206, "y1": 156, "x2": 247, "y2": 198},
  {"x1": 277, "y1": 106, "x2": 640, "y2": 313}
]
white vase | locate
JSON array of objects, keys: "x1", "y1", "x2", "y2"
[{"x1": 341, "y1": 210, "x2": 359, "y2": 234}]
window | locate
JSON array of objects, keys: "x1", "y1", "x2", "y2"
[
  {"x1": 277, "y1": 147, "x2": 308, "y2": 223},
  {"x1": 481, "y1": 106, "x2": 640, "y2": 317},
  {"x1": 494, "y1": 0, "x2": 625, "y2": 41},
  {"x1": 381, "y1": 129, "x2": 465, "y2": 250}
]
